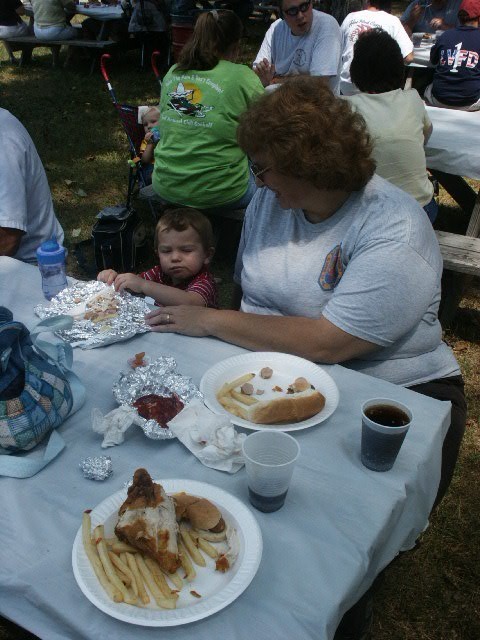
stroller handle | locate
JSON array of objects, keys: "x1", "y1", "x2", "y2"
[
  {"x1": 151, "y1": 50, "x2": 162, "y2": 80},
  {"x1": 100, "y1": 53, "x2": 112, "y2": 83}
]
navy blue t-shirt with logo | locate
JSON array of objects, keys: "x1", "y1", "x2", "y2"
[{"x1": 430, "y1": 25, "x2": 480, "y2": 105}]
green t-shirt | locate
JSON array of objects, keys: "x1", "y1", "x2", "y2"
[{"x1": 153, "y1": 60, "x2": 264, "y2": 209}]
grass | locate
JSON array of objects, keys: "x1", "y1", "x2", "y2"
[{"x1": 1, "y1": 12, "x2": 479, "y2": 640}]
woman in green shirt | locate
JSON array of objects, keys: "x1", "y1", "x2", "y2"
[{"x1": 153, "y1": 10, "x2": 264, "y2": 210}]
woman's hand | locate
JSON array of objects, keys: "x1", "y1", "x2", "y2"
[
  {"x1": 145, "y1": 305, "x2": 212, "y2": 337},
  {"x1": 114, "y1": 272, "x2": 145, "y2": 294},
  {"x1": 97, "y1": 269, "x2": 118, "y2": 285}
]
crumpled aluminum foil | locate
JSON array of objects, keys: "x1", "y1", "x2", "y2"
[
  {"x1": 34, "y1": 281, "x2": 150, "y2": 349},
  {"x1": 80, "y1": 455, "x2": 113, "y2": 480},
  {"x1": 112, "y1": 356, "x2": 203, "y2": 440}
]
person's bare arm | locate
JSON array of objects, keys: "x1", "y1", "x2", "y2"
[
  {"x1": 114, "y1": 273, "x2": 207, "y2": 306},
  {"x1": 402, "y1": 3, "x2": 422, "y2": 36},
  {"x1": 424, "y1": 121, "x2": 433, "y2": 144},
  {"x1": 140, "y1": 143, "x2": 155, "y2": 165},
  {"x1": 403, "y1": 52, "x2": 414, "y2": 64},
  {"x1": 0, "y1": 227, "x2": 23, "y2": 257},
  {"x1": 145, "y1": 306, "x2": 379, "y2": 364}
]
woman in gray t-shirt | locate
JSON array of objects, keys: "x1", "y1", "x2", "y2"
[{"x1": 146, "y1": 76, "x2": 466, "y2": 511}]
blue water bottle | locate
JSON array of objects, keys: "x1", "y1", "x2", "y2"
[{"x1": 36, "y1": 237, "x2": 68, "y2": 301}]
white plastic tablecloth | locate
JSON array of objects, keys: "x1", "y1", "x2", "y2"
[
  {"x1": 425, "y1": 106, "x2": 480, "y2": 180},
  {"x1": 412, "y1": 42, "x2": 434, "y2": 67},
  {"x1": 0, "y1": 257, "x2": 451, "y2": 640},
  {"x1": 75, "y1": 4, "x2": 124, "y2": 20}
]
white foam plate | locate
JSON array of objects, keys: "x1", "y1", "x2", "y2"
[
  {"x1": 200, "y1": 352, "x2": 339, "y2": 432},
  {"x1": 72, "y1": 479, "x2": 262, "y2": 626}
]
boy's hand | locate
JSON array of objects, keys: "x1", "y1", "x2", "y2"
[
  {"x1": 254, "y1": 58, "x2": 276, "y2": 87},
  {"x1": 144, "y1": 131, "x2": 154, "y2": 143},
  {"x1": 97, "y1": 269, "x2": 118, "y2": 285},
  {"x1": 114, "y1": 272, "x2": 145, "y2": 294}
]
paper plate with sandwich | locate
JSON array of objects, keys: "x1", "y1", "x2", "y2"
[
  {"x1": 200, "y1": 352, "x2": 339, "y2": 432},
  {"x1": 72, "y1": 469, "x2": 262, "y2": 626}
]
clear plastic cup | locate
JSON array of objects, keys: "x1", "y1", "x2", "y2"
[
  {"x1": 361, "y1": 399, "x2": 412, "y2": 472},
  {"x1": 412, "y1": 32, "x2": 423, "y2": 47},
  {"x1": 242, "y1": 431, "x2": 300, "y2": 513}
]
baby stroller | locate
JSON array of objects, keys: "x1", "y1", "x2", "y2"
[{"x1": 100, "y1": 52, "x2": 163, "y2": 222}]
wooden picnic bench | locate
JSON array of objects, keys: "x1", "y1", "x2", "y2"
[
  {"x1": 434, "y1": 189, "x2": 480, "y2": 325},
  {"x1": 2, "y1": 35, "x2": 117, "y2": 70}
]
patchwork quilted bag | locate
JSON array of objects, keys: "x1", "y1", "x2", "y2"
[{"x1": 0, "y1": 307, "x2": 85, "y2": 477}]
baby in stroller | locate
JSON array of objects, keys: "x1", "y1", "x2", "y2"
[{"x1": 138, "y1": 106, "x2": 161, "y2": 185}]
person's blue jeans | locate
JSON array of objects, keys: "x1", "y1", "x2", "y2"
[
  {"x1": 34, "y1": 23, "x2": 79, "y2": 40},
  {"x1": 423, "y1": 196, "x2": 438, "y2": 223}
]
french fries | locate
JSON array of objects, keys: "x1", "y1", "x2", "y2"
[
  {"x1": 144, "y1": 557, "x2": 178, "y2": 601},
  {"x1": 94, "y1": 525, "x2": 137, "y2": 605},
  {"x1": 218, "y1": 394, "x2": 247, "y2": 419},
  {"x1": 216, "y1": 372, "x2": 268, "y2": 418},
  {"x1": 193, "y1": 528, "x2": 227, "y2": 542},
  {"x1": 81, "y1": 497, "x2": 235, "y2": 611},
  {"x1": 178, "y1": 539, "x2": 196, "y2": 582},
  {"x1": 136, "y1": 555, "x2": 176, "y2": 609},
  {"x1": 126, "y1": 552, "x2": 150, "y2": 605},
  {"x1": 82, "y1": 511, "x2": 123, "y2": 603},
  {"x1": 230, "y1": 389, "x2": 258, "y2": 406},
  {"x1": 180, "y1": 526, "x2": 206, "y2": 567},
  {"x1": 190, "y1": 532, "x2": 219, "y2": 559},
  {"x1": 216, "y1": 373, "x2": 255, "y2": 400}
]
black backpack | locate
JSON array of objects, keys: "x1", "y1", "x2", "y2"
[{"x1": 92, "y1": 206, "x2": 146, "y2": 273}]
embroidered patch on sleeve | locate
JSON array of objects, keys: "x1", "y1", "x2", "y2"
[{"x1": 319, "y1": 244, "x2": 344, "y2": 291}]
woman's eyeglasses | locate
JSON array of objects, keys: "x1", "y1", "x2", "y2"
[
  {"x1": 250, "y1": 162, "x2": 271, "y2": 183},
  {"x1": 283, "y1": 0, "x2": 312, "y2": 17}
]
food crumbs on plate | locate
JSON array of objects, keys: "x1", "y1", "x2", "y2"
[
  {"x1": 272, "y1": 385, "x2": 283, "y2": 392},
  {"x1": 190, "y1": 590, "x2": 202, "y2": 598},
  {"x1": 215, "y1": 555, "x2": 229, "y2": 572},
  {"x1": 255, "y1": 389, "x2": 265, "y2": 395}
]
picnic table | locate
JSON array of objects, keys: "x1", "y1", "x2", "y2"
[
  {"x1": 0, "y1": 256, "x2": 451, "y2": 640},
  {"x1": 3, "y1": 1, "x2": 127, "y2": 71},
  {"x1": 424, "y1": 106, "x2": 480, "y2": 322}
]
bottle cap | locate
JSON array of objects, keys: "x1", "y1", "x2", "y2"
[{"x1": 36, "y1": 237, "x2": 66, "y2": 265}]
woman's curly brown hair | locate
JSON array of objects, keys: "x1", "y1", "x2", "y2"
[{"x1": 237, "y1": 77, "x2": 375, "y2": 191}]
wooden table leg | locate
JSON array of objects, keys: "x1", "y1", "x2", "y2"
[
  {"x1": 437, "y1": 186, "x2": 480, "y2": 327},
  {"x1": 430, "y1": 170, "x2": 477, "y2": 216}
]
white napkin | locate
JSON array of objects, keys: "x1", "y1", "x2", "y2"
[
  {"x1": 92, "y1": 405, "x2": 144, "y2": 448},
  {"x1": 168, "y1": 399, "x2": 246, "y2": 473}
]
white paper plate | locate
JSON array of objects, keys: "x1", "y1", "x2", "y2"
[
  {"x1": 200, "y1": 352, "x2": 339, "y2": 432},
  {"x1": 72, "y1": 479, "x2": 262, "y2": 626}
]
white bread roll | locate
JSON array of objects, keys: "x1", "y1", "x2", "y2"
[{"x1": 245, "y1": 388, "x2": 325, "y2": 425}]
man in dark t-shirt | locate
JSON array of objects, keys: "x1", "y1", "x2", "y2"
[{"x1": 425, "y1": 0, "x2": 480, "y2": 109}]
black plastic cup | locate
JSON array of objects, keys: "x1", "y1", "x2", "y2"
[{"x1": 361, "y1": 399, "x2": 412, "y2": 472}]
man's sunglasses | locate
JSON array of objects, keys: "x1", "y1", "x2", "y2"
[
  {"x1": 250, "y1": 162, "x2": 271, "y2": 183},
  {"x1": 283, "y1": 0, "x2": 312, "y2": 17}
]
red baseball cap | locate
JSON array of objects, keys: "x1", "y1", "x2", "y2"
[{"x1": 459, "y1": 0, "x2": 480, "y2": 18}]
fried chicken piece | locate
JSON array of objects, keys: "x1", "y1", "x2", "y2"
[{"x1": 115, "y1": 468, "x2": 180, "y2": 573}]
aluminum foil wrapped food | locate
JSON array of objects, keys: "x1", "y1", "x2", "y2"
[
  {"x1": 112, "y1": 356, "x2": 203, "y2": 440},
  {"x1": 80, "y1": 456, "x2": 113, "y2": 480},
  {"x1": 34, "y1": 281, "x2": 150, "y2": 349}
]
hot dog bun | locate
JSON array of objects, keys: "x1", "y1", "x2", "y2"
[
  {"x1": 244, "y1": 388, "x2": 325, "y2": 425},
  {"x1": 173, "y1": 492, "x2": 225, "y2": 532}
]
